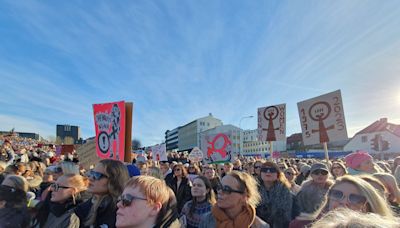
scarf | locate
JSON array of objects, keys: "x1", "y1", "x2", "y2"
[
  {"x1": 211, "y1": 204, "x2": 255, "y2": 228},
  {"x1": 49, "y1": 198, "x2": 76, "y2": 217}
]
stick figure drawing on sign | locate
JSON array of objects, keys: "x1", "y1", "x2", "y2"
[
  {"x1": 309, "y1": 101, "x2": 335, "y2": 143},
  {"x1": 109, "y1": 104, "x2": 121, "y2": 159},
  {"x1": 207, "y1": 133, "x2": 231, "y2": 162},
  {"x1": 262, "y1": 106, "x2": 279, "y2": 141}
]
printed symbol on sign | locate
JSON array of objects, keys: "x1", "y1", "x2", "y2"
[
  {"x1": 98, "y1": 131, "x2": 110, "y2": 154},
  {"x1": 207, "y1": 134, "x2": 231, "y2": 162},
  {"x1": 262, "y1": 106, "x2": 279, "y2": 141},
  {"x1": 309, "y1": 101, "x2": 335, "y2": 143}
]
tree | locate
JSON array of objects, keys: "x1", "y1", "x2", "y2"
[{"x1": 132, "y1": 139, "x2": 142, "y2": 150}]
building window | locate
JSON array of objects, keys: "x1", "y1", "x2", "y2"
[
  {"x1": 361, "y1": 136, "x2": 368, "y2": 143},
  {"x1": 207, "y1": 123, "x2": 210, "y2": 126}
]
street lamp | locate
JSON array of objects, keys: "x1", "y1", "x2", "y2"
[{"x1": 239, "y1": 115, "x2": 254, "y2": 156}]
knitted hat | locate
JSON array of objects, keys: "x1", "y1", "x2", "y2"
[
  {"x1": 126, "y1": 164, "x2": 141, "y2": 177},
  {"x1": 344, "y1": 151, "x2": 373, "y2": 170}
]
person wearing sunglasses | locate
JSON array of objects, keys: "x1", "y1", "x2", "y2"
[
  {"x1": 199, "y1": 171, "x2": 269, "y2": 228},
  {"x1": 166, "y1": 163, "x2": 192, "y2": 214},
  {"x1": 0, "y1": 175, "x2": 30, "y2": 228},
  {"x1": 284, "y1": 167, "x2": 301, "y2": 195},
  {"x1": 295, "y1": 163, "x2": 334, "y2": 222},
  {"x1": 74, "y1": 159, "x2": 129, "y2": 228},
  {"x1": 330, "y1": 161, "x2": 347, "y2": 179},
  {"x1": 116, "y1": 175, "x2": 180, "y2": 228},
  {"x1": 181, "y1": 176, "x2": 216, "y2": 228},
  {"x1": 256, "y1": 162, "x2": 293, "y2": 228},
  {"x1": 34, "y1": 174, "x2": 88, "y2": 228}
]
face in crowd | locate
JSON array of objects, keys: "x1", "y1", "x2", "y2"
[
  {"x1": 311, "y1": 169, "x2": 329, "y2": 185},
  {"x1": 328, "y1": 182, "x2": 368, "y2": 212},
  {"x1": 50, "y1": 175, "x2": 76, "y2": 203},
  {"x1": 216, "y1": 175, "x2": 246, "y2": 209},
  {"x1": 87, "y1": 163, "x2": 109, "y2": 196}
]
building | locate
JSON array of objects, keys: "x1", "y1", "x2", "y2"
[
  {"x1": 165, "y1": 127, "x2": 179, "y2": 150},
  {"x1": 56, "y1": 124, "x2": 81, "y2": 145},
  {"x1": 242, "y1": 129, "x2": 286, "y2": 156},
  {"x1": 286, "y1": 133, "x2": 304, "y2": 151},
  {"x1": 344, "y1": 118, "x2": 400, "y2": 157},
  {"x1": 0, "y1": 131, "x2": 39, "y2": 140},
  {"x1": 177, "y1": 114, "x2": 223, "y2": 151},
  {"x1": 201, "y1": 124, "x2": 242, "y2": 157}
]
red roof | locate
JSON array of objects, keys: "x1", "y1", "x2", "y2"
[{"x1": 355, "y1": 118, "x2": 400, "y2": 137}]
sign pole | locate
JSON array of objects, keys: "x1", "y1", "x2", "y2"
[
  {"x1": 323, "y1": 142, "x2": 329, "y2": 163},
  {"x1": 269, "y1": 141, "x2": 273, "y2": 160}
]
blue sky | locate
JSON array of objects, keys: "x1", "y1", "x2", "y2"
[{"x1": 1, "y1": 1, "x2": 400, "y2": 146}]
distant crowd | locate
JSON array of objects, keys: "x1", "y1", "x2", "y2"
[{"x1": 1, "y1": 134, "x2": 400, "y2": 228}]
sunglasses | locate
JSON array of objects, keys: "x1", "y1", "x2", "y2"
[
  {"x1": 51, "y1": 183, "x2": 72, "y2": 192},
  {"x1": 216, "y1": 185, "x2": 244, "y2": 194},
  {"x1": 254, "y1": 166, "x2": 261, "y2": 169},
  {"x1": 329, "y1": 189, "x2": 367, "y2": 205},
  {"x1": 312, "y1": 169, "x2": 329, "y2": 176},
  {"x1": 174, "y1": 169, "x2": 181, "y2": 172},
  {"x1": 260, "y1": 167, "x2": 278, "y2": 173},
  {"x1": 285, "y1": 172, "x2": 294, "y2": 176},
  {"x1": 117, "y1": 193, "x2": 147, "y2": 207},
  {"x1": 88, "y1": 170, "x2": 109, "y2": 181}
]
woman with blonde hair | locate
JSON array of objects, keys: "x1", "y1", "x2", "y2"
[
  {"x1": 330, "y1": 161, "x2": 347, "y2": 179},
  {"x1": 324, "y1": 175, "x2": 394, "y2": 218},
  {"x1": 116, "y1": 175, "x2": 180, "y2": 228},
  {"x1": 147, "y1": 166, "x2": 164, "y2": 179},
  {"x1": 310, "y1": 207, "x2": 400, "y2": 228},
  {"x1": 256, "y1": 161, "x2": 293, "y2": 228},
  {"x1": 74, "y1": 159, "x2": 129, "y2": 228},
  {"x1": 373, "y1": 173, "x2": 400, "y2": 213},
  {"x1": 34, "y1": 174, "x2": 88, "y2": 227},
  {"x1": 199, "y1": 171, "x2": 269, "y2": 228}
]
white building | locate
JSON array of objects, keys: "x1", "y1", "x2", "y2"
[
  {"x1": 177, "y1": 114, "x2": 223, "y2": 151},
  {"x1": 201, "y1": 124, "x2": 242, "y2": 157},
  {"x1": 344, "y1": 118, "x2": 400, "y2": 156},
  {"x1": 242, "y1": 129, "x2": 286, "y2": 156}
]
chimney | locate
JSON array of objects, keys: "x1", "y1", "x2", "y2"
[{"x1": 380, "y1": 118, "x2": 388, "y2": 123}]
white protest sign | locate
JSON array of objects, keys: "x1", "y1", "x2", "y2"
[
  {"x1": 258, "y1": 104, "x2": 286, "y2": 141},
  {"x1": 151, "y1": 143, "x2": 168, "y2": 161},
  {"x1": 297, "y1": 90, "x2": 348, "y2": 146},
  {"x1": 76, "y1": 140, "x2": 101, "y2": 170},
  {"x1": 189, "y1": 147, "x2": 203, "y2": 162}
]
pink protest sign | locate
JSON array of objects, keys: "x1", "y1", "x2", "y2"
[
  {"x1": 297, "y1": 90, "x2": 348, "y2": 146},
  {"x1": 93, "y1": 101, "x2": 126, "y2": 161},
  {"x1": 201, "y1": 132, "x2": 232, "y2": 163},
  {"x1": 258, "y1": 104, "x2": 286, "y2": 142}
]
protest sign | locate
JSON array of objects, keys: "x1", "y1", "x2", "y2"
[
  {"x1": 93, "y1": 101, "x2": 126, "y2": 161},
  {"x1": 151, "y1": 143, "x2": 168, "y2": 161},
  {"x1": 201, "y1": 132, "x2": 232, "y2": 163},
  {"x1": 258, "y1": 104, "x2": 286, "y2": 142},
  {"x1": 297, "y1": 90, "x2": 348, "y2": 146},
  {"x1": 76, "y1": 140, "x2": 100, "y2": 170}
]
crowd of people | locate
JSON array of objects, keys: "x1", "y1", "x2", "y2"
[{"x1": 1, "y1": 134, "x2": 400, "y2": 228}]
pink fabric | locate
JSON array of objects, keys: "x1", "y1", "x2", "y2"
[{"x1": 344, "y1": 151, "x2": 372, "y2": 169}]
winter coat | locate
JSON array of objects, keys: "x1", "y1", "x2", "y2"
[
  {"x1": 166, "y1": 177, "x2": 192, "y2": 214},
  {"x1": 0, "y1": 207, "x2": 31, "y2": 228},
  {"x1": 74, "y1": 196, "x2": 117, "y2": 228},
  {"x1": 256, "y1": 182, "x2": 293, "y2": 228},
  {"x1": 199, "y1": 212, "x2": 269, "y2": 228}
]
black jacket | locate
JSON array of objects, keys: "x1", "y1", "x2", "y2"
[
  {"x1": 166, "y1": 176, "x2": 192, "y2": 214},
  {"x1": 74, "y1": 196, "x2": 117, "y2": 228},
  {"x1": 0, "y1": 207, "x2": 31, "y2": 228}
]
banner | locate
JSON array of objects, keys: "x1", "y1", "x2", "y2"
[
  {"x1": 258, "y1": 104, "x2": 286, "y2": 141},
  {"x1": 189, "y1": 147, "x2": 203, "y2": 162},
  {"x1": 93, "y1": 101, "x2": 126, "y2": 161},
  {"x1": 151, "y1": 143, "x2": 168, "y2": 161},
  {"x1": 297, "y1": 90, "x2": 348, "y2": 146},
  {"x1": 201, "y1": 132, "x2": 232, "y2": 163}
]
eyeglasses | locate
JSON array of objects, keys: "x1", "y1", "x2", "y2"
[
  {"x1": 117, "y1": 193, "x2": 147, "y2": 207},
  {"x1": 88, "y1": 170, "x2": 109, "y2": 181},
  {"x1": 51, "y1": 183, "x2": 72, "y2": 192},
  {"x1": 216, "y1": 185, "x2": 244, "y2": 194},
  {"x1": 312, "y1": 169, "x2": 329, "y2": 176},
  {"x1": 260, "y1": 167, "x2": 278, "y2": 173},
  {"x1": 329, "y1": 189, "x2": 367, "y2": 205}
]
